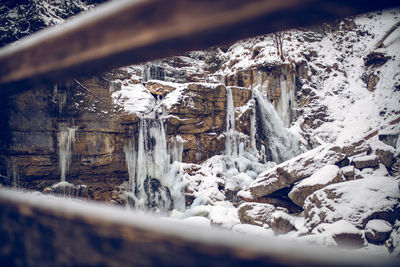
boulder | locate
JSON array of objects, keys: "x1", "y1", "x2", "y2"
[
  {"x1": 375, "y1": 148, "x2": 394, "y2": 168},
  {"x1": 269, "y1": 211, "x2": 297, "y2": 235},
  {"x1": 312, "y1": 220, "x2": 366, "y2": 249},
  {"x1": 365, "y1": 219, "x2": 392, "y2": 245},
  {"x1": 248, "y1": 144, "x2": 346, "y2": 198},
  {"x1": 288, "y1": 165, "x2": 345, "y2": 207},
  {"x1": 237, "y1": 189, "x2": 302, "y2": 214},
  {"x1": 340, "y1": 165, "x2": 354, "y2": 179},
  {"x1": 304, "y1": 176, "x2": 400, "y2": 231},
  {"x1": 352, "y1": 155, "x2": 379, "y2": 169},
  {"x1": 237, "y1": 203, "x2": 276, "y2": 226}
]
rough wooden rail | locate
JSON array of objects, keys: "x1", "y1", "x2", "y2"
[
  {"x1": 0, "y1": 188, "x2": 398, "y2": 267},
  {"x1": 0, "y1": 0, "x2": 399, "y2": 95}
]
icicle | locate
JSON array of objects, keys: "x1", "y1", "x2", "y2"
[
  {"x1": 169, "y1": 135, "x2": 185, "y2": 163},
  {"x1": 249, "y1": 98, "x2": 257, "y2": 153},
  {"x1": 225, "y1": 86, "x2": 238, "y2": 158},
  {"x1": 58, "y1": 126, "x2": 77, "y2": 182},
  {"x1": 276, "y1": 75, "x2": 295, "y2": 127},
  {"x1": 124, "y1": 137, "x2": 137, "y2": 195}
]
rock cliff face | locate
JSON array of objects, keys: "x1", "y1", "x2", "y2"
[
  {"x1": 0, "y1": 74, "x2": 133, "y2": 201},
  {"x1": 0, "y1": 69, "x2": 256, "y2": 203}
]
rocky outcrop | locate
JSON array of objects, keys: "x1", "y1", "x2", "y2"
[
  {"x1": 226, "y1": 63, "x2": 299, "y2": 127},
  {"x1": 241, "y1": 139, "x2": 371, "y2": 200},
  {"x1": 0, "y1": 73, "x2": 255, "y2": 202},
  {"x1": 0, "y1": 77, "x2": 134, "y2": 202},
  {"x1": 246, "y1": 144, "x2": 345, "y2": 198},
  {"x1": 165, "y1": 83, "x2": 252, "y2": 162}
]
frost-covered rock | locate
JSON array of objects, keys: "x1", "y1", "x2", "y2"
[
  {"x1": 352, "y1": 155, "x2": 379, "y2": 169},
  {"x1": 365, "y1": 219, "x2": 392, "y2": 245},
  {"x1": 304, "y1": 176, "x2": 400, "y2": 231},
  {"x1": 288, "y1": 165, "x2": 345, "y2": 207}
]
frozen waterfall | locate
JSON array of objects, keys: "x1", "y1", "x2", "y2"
[
  {"x1": 253, "y1": 90, "x2": 301, "y2": 163},
  {"x1": 124, "y1": 118, "x2": 186, "y2": 212},
  {"x1": 225, "y1": 86, "x2": 238, "y2": 158},
  {"x1": 58, "y1": 126, "x2": 77, "y2": 182}
]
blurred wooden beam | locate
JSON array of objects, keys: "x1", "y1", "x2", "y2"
[
  {"x1": 0, "y1": 188, "x2": 398, "y2": 266},
  {"x1": 0, "y1": 0, "x2": 398, "y2": 95}
]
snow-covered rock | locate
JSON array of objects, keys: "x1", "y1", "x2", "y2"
[
  {"x1": 288, "y1": 165, "x2": 345, "y2": 207},
  {"x1": 237, "y1": 203, "x2": 276, "y2": 226},
  {"x1": 352, "y1": 155, "x2": 380, "y2": 169},
  {"x1": 304, "y1": 176, "x2": 400, "y2": 231},
  {"x1": 247, "y1": 144, "x2": 346, "y2": 198},
  {"x1": 365, "y1": 219, "x2": 393, "y2": 245},
  {"x1": 311, "y1": 220, "x2": 366, "y2": 249}
]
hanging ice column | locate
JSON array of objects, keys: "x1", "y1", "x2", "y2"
[
  {"x1": 58, "y1": 127, "x2": 77, "y2": 182},
  {"x1": 225, "y1": 86, "x2": 238, "y2": 158},
  {"x1": 275, "y1": 75, "x2": 296, "y2": 127},
  {"x1": 124, "y1": 118, "x2": 186, "y2": 211}
]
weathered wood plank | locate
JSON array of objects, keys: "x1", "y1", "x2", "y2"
[
  {"x1": 0, "y1": 0, "x2": 398, "y2": 95},
  {"x1": 0, "y1": 188, "x2": 398, "y2": 266}
]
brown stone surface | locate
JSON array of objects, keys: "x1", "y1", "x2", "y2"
[
  {"x1": 352, "y1": 155, "x2": 379, "y2": 169},
  {"x1": 145, "y1": 81, "x2": 178, "y2": 97},
  {"x1": 376, "y1": 148, "x2": 394, "y2": 168}
]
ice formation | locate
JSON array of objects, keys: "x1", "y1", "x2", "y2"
[
  {"x1": 124, "y1": 117, "x2": 186, "y2": 212},
  {"x1": 58, "y1": 126, "x2": 77, "y2": 182}
]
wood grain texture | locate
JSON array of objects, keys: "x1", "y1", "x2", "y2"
[
  {"x1": 0, "y1": 188, "x2": 398, "y2": 266},
  {"x1": 0, "y1": 0, "x2": 399, "y2": 95}
]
